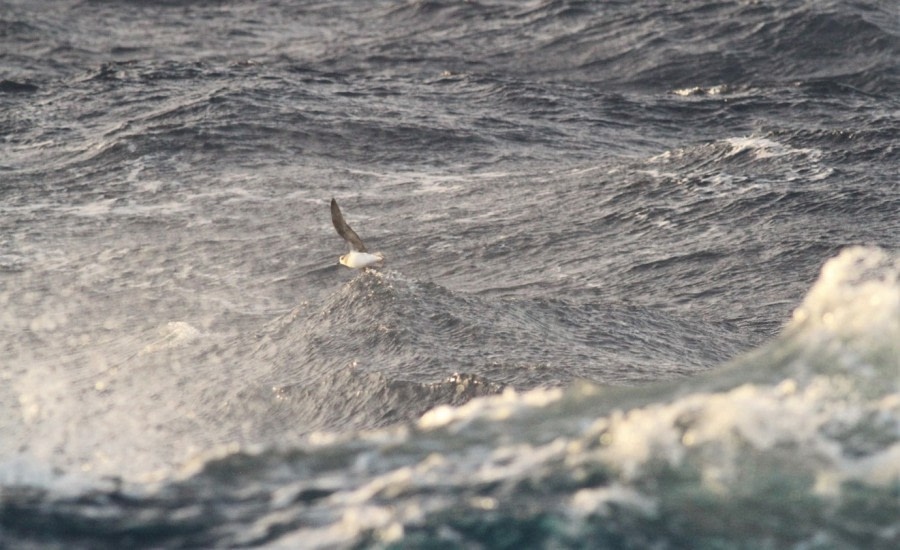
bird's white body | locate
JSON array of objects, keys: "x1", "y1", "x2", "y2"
[
  {"x1": 339, "y1": 250, "x2": 384, "y2": 269},
  {"x1": 331, "y1": 198, "x2": 385, "y2": 270}
]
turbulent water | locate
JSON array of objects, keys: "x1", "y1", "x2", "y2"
[{"x1": 2, "y1": 0, "x2": 899, "y2": 548}]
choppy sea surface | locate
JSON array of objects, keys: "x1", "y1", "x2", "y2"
[{"x1": 1, "y1": 0, "x2": 898, "y2": 548}]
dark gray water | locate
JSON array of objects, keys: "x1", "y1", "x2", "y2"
[{"x1": 1, "y1": 0, "x2": 898, "y2": 548}]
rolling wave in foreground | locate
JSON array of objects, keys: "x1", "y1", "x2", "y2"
[{"x1": 2, "y1": 247, "x2": 898, "y2": 548}]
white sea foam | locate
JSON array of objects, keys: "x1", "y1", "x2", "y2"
[
  {"x1": 139, "y1": 321, "x2": 202, "y2": 355},
  {"x1": 789, "y1": 246, "x2": 899, "y2": 364},
  {"x1": 672, "y1": 84, "x2": 730, "y2": 96},
  {"x1": 724, "y1": 136, "x2": 822, "y2": 161}
]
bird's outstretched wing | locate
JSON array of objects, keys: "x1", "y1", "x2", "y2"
[{"x1": 331, "y1": 198, "x2": 368, "y2": 252}]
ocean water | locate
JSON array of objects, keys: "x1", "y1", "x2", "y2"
[{"x1": 1, "y1": 0, "x2": 898, "y2": 548}]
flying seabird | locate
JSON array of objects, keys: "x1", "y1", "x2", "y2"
[{"x1": 330, "y1": 198, "x2": 385, "y2": 270}]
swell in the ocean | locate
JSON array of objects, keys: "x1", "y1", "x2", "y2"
[
  {"x1": 2, "y1": 247, "x2": 898, "y2": 549},
  {"x1": 1, "y1": 0, "x2": 898, "y2": 548}
]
